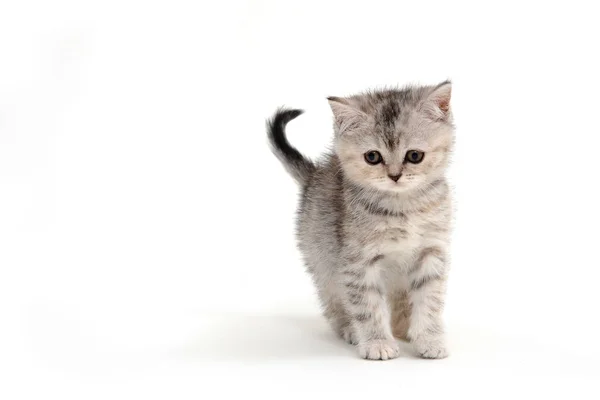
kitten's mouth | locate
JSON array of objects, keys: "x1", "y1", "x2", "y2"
[{"x1": 378, "y1": 182, "x2": 407, "y2": 192}]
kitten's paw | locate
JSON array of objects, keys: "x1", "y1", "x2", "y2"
[
  {"x1": 413, "y1": 337, "x2": 449, "y2": 359},
  {"x1": 342, "y1": 326, "x2": 358, "y2": 345},
  {"x1": 357, "y1": 339, "x2": 400, "y2": 360}
]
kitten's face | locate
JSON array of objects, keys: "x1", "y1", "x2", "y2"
[{"x1": 330, "y1": 82, "x2": 454, "y2": 194}]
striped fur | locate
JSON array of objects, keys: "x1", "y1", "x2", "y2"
[{"x1": 268, "y1": 82, "x2": 454, "y2": 360}]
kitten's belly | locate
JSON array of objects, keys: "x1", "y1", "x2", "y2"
[
  {"x1": 367, "y1": 219, "x2": 421, "y2": 266},
  {"x1": 379, "y1": 245, "x2": 415, "y2": 294},
  {"x1": 360, "y1": 219, "x2": 423, "y2": 288},
  {"x1": 367, "y1": 223, "x2": 422, "y2": 289},
  {"x1": 381, "y1": 237, "x2": 419, "y2": 271}
]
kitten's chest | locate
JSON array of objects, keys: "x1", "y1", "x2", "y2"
[{"x1": 359, "y1": 213, "x2": 427, "y2": 264}]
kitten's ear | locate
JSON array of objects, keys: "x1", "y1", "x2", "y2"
[
  {"x1": 423, "y1": 81, "x2": 452, "y2": 121},
  {"x1": 327, "y1": 96, "x2": 368, "y2": 135}
]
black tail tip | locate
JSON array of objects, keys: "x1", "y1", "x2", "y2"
[{"x1": 274, "y1": 108, "x2": 304, "y2": 125}]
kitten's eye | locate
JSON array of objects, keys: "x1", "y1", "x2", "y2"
[
  {"x1": 405, "y1": 150, "x2": 424, "y2": 164},
  {"x1": 364, "y1": 151, "x2": 383, "y2": 165}
]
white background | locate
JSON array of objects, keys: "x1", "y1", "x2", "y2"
[{"x1": 1, "y1": 1, "x2": 599, "y2": 399}]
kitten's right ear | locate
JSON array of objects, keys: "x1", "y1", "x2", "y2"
[{"x1": 327, "y1": 96, "x2": 367, "y2": 135}]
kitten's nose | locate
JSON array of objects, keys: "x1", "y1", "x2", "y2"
[{"x1": 388, "y1": 173, "x2": 401, "y2": 182}]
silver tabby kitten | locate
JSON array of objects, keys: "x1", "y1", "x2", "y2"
[{"x1": 267, "y1": 81, "x2": 454, "y2": 360}]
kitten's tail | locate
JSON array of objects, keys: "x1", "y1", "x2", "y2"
[{"x1": 267, "y1": 108, "x2": 315, "y2": 185}]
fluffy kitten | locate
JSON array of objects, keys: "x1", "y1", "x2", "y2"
[{"x1": 267, "y1": 81, "x2": 454, "y2": 360}]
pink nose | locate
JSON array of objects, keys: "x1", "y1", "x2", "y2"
[{"x1": 388, "y1": 174, "x2": 401, "y2": 182}]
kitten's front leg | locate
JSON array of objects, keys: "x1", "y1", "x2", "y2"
[
  {"x1": 341, "y1": 254, "x2": 399, "y2": 361},
  {"x1": 407, "y1": 247, "x2": 449, "y2": 359}
]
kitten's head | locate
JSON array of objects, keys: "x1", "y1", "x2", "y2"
[{"x1": 329, "y1": 81, "x2": 454, "y2": 194}]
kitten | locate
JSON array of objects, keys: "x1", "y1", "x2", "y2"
[{"x1": 267, "y1": 81, "x2": 454, "y2": 360}]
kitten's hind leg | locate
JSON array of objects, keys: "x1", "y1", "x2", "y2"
[
  {"x1": 390, "y1": 290, "x2": 411, "y2": 341},
  {"x1": 321, "y1": 295, "x2": 358, "y2": 344},
  {"x1": 340, "y1": 323, "x2": 359, "y2": 345}
]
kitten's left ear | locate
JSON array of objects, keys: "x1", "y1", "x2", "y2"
[{"x1": 423, "y1": 81, "x2": 452, "y2": 121}]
